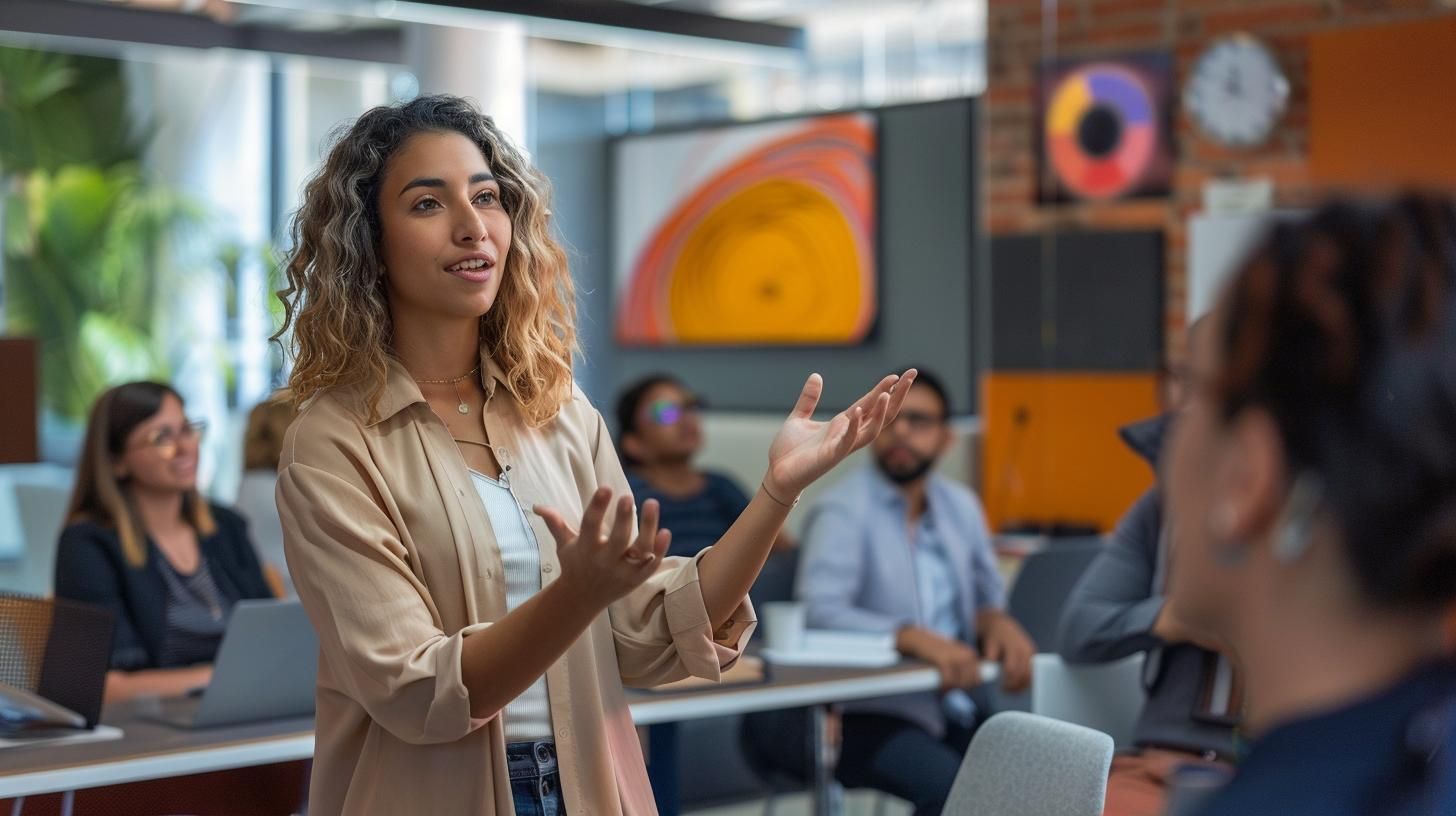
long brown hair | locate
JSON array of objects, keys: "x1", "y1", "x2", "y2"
[
  {"x1": 275, "y1": 94, "x2": 576, "y2": 426},
  {"x1": 67, "y1": 382, "x2": 216, "y2": 568}
]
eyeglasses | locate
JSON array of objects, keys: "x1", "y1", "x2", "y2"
[
  {"x1": 132, "y1": 420, "x2": 208, "y2": 459},
  {"x1": 891, "y1": 410, "x2": 945, "y2": 433},
  {"x1": 648, "y1": 398, "x2": 705, "y2": 427}
]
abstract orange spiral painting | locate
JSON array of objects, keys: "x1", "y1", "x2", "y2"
[{"x1": 614, "y1": 113, "x2": 877, "y2": 346}]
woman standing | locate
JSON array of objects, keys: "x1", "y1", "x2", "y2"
[{"x1": 275, "y1": 94, "x2": 912, "y2": 815}]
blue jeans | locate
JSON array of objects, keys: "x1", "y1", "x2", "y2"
[
  {"x1": 646, "y1": 722, "x2": 680, "y2": 815},
  {"x1": 508, "y1": 740, "x2": 565, "y2": 816}
]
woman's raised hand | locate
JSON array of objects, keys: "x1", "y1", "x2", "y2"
[
  {"x1": 535, "y1": 491, "x2": 671, "y2": 611},
  {"x1": 764, "y1": 370, "x2": 917, "y2": 500}
]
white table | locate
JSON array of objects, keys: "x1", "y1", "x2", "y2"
[
  {"x1": 0, "y1": 661, "x2": 979, "y2": 815},
  {"x1": 629, "y1": 661, "x2": 998, "y2": 815}
]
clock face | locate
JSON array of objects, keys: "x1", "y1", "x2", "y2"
[{"x1": 1185, "y1": 36, "x2": 1289, "y2": 147}]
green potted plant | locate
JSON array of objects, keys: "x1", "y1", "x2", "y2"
[{"x1": 0, "y1": 45, "x2": 205, "y2": 454}]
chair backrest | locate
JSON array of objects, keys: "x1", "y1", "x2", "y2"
[
  {"x1": 13, "y1": 482, "x2": 72, "y2": 595},
  {"x1": 945, "y1": 711, "x2": 1114, "y2": 816},
  {"x1": 1032, "y1": 653, "x2": 1146, "y2": 749},
  {"x1": 1006, "y1": 542, "x2": 1103, "y2": 649},
  {"x1": 0, "y1": 592, "x2": 114, "y2": 727}
]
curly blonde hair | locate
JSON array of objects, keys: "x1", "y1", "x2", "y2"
[{"x1": 275, "y1": 94, "x2": 576, "y2": 426}]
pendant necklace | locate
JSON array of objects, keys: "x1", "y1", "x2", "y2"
[{"x1": 415, "y1": 364, "x2": 480, "y2": 415}]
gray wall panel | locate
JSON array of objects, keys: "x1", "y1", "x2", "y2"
[{"x1": 989, "y1": 230, "x2": 1164, "y2": 371}]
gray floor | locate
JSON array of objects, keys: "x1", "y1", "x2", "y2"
[{"x1": 687, "y1": 791, "x2": 913, "y2": 816}]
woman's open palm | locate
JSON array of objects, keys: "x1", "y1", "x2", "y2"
[{"x1": 766, "y1": 370, "x2": 917, "y2": 498}]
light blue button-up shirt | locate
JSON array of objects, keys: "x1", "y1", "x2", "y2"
[
  {"x1": 797, "y1": 464, "x2": 1006, "y2": 736},
  {"x1": 911, "y1": 512, "x2": 977, "y2": 726}
]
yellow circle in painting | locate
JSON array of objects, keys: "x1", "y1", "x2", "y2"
[
  {"x1": 666, "y1": 179, "x2": 865, "y2": 343},
  {"x1": 1048, "y1": 74, "x2": 1092, "y2": 136}
]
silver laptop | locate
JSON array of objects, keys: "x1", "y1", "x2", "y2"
[{"x1": 150, "y1": 599, "x2": 318, "y2": 729}]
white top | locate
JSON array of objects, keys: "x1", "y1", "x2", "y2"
[{"x1": 469, "y1": 469, "x2": 554, "y2": 742}]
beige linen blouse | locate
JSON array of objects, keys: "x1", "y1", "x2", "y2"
[{"x1": 277, "y1": 355, "x2": 755, "y2": 815}]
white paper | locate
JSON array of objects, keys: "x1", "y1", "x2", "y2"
[{"x1": 0, "y1": 724, "x2": 124, "y2": 751}]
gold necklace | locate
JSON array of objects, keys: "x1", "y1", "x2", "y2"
[{"x1": 414, "y1": 365, "x2": 480, "y2": 415}]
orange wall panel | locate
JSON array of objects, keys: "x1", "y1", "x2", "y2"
[
  {"x1": 1310, "y1": 17, "x2": 1456, "y2": 189},
  {"x1": 980, "y1": 372, "x2": 1161, "y2": 533}
]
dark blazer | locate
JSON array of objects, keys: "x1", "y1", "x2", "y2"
[
  {"x1": 1191, "y1": 661, "x2": 1456, "y2": 816},
  {"x1": 53, "y1": 504, "x2": 274, "y2": 670},
  {"x1": 1056, "y1": 413, "x2": 1237, "y2": 758}
]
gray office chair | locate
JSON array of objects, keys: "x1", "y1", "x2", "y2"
[
  {"x1": 1031, "y1": 653, "x2": 1146, "y2": 749},
  {"x1": 990, "y1": 541, "x2": 1103, "y2": 713},
  {"x1": 1006, "y1": 540, "x2": 1103, "y2": 649},
  {"x1": 944, "y1": 711, "x2": 1113, "y2": 816},
  {"x1": 11, "y1": 483, "x2": 72, "y2": 597}
]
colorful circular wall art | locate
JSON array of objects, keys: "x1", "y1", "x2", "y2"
[{"x1": 1044, "y1": 62, "x2": 1165, "y2": 201}]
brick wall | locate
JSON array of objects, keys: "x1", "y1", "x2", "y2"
[{"x1": 984, "y1": 0, "x2": 1456, "y2": 364}]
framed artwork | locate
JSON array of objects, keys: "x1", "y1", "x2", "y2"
[
  {"x1": 612, "y1": 112, "x2": 877, "y2": 346},
  {"x1": 1037, "y1": 52, "x2": 1176, "y2": 203}
]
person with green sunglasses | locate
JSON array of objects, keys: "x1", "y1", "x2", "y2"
[{"x1": 614, "y1": 373, "x2": 796, "y2": 815}]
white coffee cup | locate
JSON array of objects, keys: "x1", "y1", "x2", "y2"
[{"x1": 761, "y1": 601, "x2": 807, "y2": 652}]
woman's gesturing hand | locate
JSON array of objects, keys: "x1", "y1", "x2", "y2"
[
  {"x1": 764, "y1": 370, "x2": 917, "y2": 500},
  {"x1": 535, "y1": 490, "x2": 671, "y2": 611}
]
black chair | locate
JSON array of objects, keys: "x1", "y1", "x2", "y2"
[
  {"x1": 738, "y1": 706, "x2": 813, "y2": 815},
  {"x1": 1006, "y1": 540, "x2": 1104, "y2": 651},
  {"x1": 736, "y1": 549, "x2": 820, "y2": 813},
  {"x1": 747, "y1": 546, "x2": 799, "y2": 611},
  {"x1": 0, "y1": 592, "x2": 115, "y2": 727}
]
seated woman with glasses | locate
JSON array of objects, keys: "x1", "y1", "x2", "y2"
[
  {"x1": 54, "y1": 381, "x2": 275, "y2": 702},
  {"x1": 615, "y1": 375, "x2": 795, "y2": 562}
]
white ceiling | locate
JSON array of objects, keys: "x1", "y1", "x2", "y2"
[
  {"x1": 532, "y1": 0, "x2": 985, "y2": 94},
  {"x1": 100, "y1": 0, "x2": 986, "y2": 96}
]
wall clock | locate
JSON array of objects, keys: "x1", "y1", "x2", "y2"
[{"x1": 1185, "y1": 35, "x2": 1290, "y2": 148}]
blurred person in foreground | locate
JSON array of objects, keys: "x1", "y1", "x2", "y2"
[
  {"x1": 1057, "y1": 317, "x2": 1239, "y2": 816},
  {"x1": 1162, "y1": 194, "x2": 1456, "y2": 814}
]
